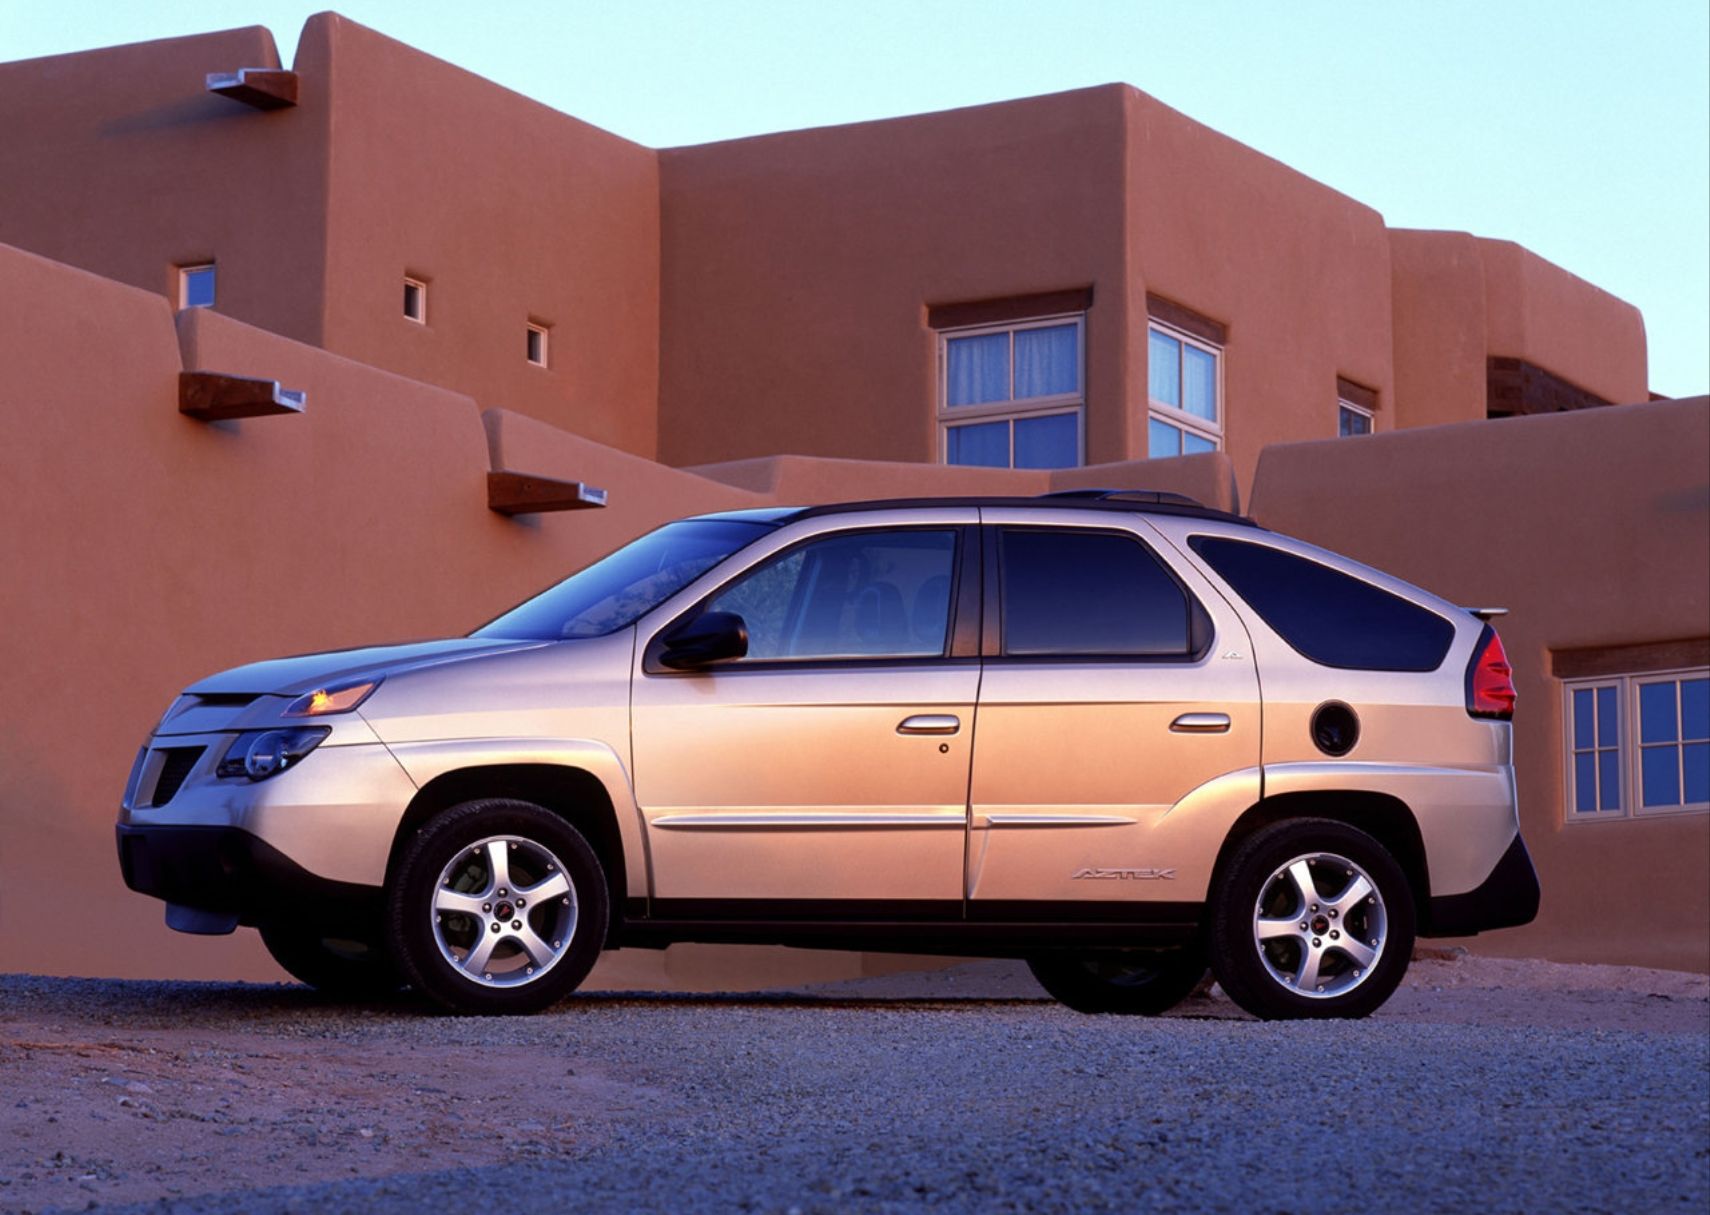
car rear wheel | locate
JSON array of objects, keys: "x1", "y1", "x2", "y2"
[
  {"x1": 258, "y1": 924, "x2": 402, "y2": 998},
  {"x1": 1210, "y1": 818, "x2": 1415, "y2": 1020},
  {"x1": 1027, "y1": 948, "x2": 1209, "y2": 1015},
  {"x1": 387, "y1": 799, "x2": 608, "y2": 1015}
]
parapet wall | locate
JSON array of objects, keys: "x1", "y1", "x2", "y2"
[{"x1": 0, "y1": 242, "x2": 754, "y2": 982}]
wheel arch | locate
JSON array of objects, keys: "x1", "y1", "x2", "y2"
[
  {"x1": 1210, "y1": 790, "x2": 1432, "y2": 927},
  {"x1": 387, "y1": 763, "x2": 631, "y2": 940}
]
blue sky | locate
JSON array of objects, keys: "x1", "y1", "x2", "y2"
[{"x1": 6, "y1": 1, "x2": 1707, "y2": 396}]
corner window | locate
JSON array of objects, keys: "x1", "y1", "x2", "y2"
[
  {"x1": 178, "y1": 263, "x2": 216, "y2": 309},
  {"x1": 999, "y1": 528, "x2": 1201, "y2": 658},
  {"x1": 527, "y1": 323, "x2": 549, "y2": 367},
  {"x1": 706, "y1": 529, "x2": 959, "y2": 662},
  {"x1": 939, "y1": 316, "x2": 1083, "y2": 470},
  {"x1": 1567, "y1": 671, "x2": 1710, "y2": 819},
  {"x1": 403, "y1": 276, "x2": 428, "y2": 323},
  {"x1": 1147, "y1": 322, "x2": 1221, "y2": 458}
]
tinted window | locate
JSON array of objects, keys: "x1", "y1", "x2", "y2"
[
  {"x1": 475, "y1": 519, "x2": 774, "y2": 640},
  {"x1": 707, "y1": 529, "x2": 958, "y2": 661},
  {"x1": 1000, "y1": 529, "x2": 1196, "y2": 657},
  {"x1": 1188, "y1": 536, "x2": 1454, "y2": 672}
]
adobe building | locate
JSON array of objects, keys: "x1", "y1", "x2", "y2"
[{"x1": 0, "y1": 14, "x2": 1702, "y2": 987}]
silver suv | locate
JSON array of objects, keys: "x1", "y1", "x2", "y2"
[{"x1": 117, "y1": 491, "x2": 1538, "y2": 1018}]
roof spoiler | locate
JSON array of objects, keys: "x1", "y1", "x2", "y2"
[{"x1": 1464, "y1": 606, "x2": 1510, "y2": 621}]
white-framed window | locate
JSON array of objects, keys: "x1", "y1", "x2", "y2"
[
  {"x1": 938, "y1": 314, "x2": 1083, "y2": 470},
  {"x1": 1564, "y1": 669, "x2": 1709, "y2": 820},
  {"x1": 1338, "y1": 399, "x2": 1374, "y2": 436},
  {"x1": 526, "y1": 322, "x2": 549, "y2": 367},
  {"x1": 403, "y1": 276, "x2": 428, "y2": 323},
  {"x1": 1147, "y1": 322, "x2": 1221, "y2": 458},
  {"x1": 178, "y1": 263, "x2": 216, "y2": 309}
]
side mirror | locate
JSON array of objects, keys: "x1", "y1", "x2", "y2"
[{"x1": 660, "y1": 611, "x2": 749, "y2": 670}]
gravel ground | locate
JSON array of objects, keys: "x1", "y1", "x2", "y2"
[{"x1": 0, "y1": 956, "x2": 1705, "y2": 1214}]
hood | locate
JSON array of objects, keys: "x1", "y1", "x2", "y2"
[{"x1": 185, "y1": 638, "x2": 550, "y2": 697}]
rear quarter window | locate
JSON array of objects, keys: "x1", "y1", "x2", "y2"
[{"x1": 1188, "y1": 536, "x2": 1454, "y2": 672}]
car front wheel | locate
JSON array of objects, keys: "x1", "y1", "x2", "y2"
[
  {"x1": 1028, "y1": 948, "x2": 1209, "y2": 1015},
  {"x1": 387, "y1": 799, "x2": 609, "y2": 1015},
  {"x1": 1209, "y1": 818, "x2": 1415, "y2": 1020}
]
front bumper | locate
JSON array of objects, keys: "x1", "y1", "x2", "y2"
[
  {"x1": 117, "y1": 823, "x2": 381, "y2": 933},
  {"x1": 1423, "y1": 832, "x2": 1541, "y2": 937}
]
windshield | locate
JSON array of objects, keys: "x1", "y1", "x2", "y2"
[{"x1": 474, "y1": 519, "x2": 776, "y2": 640}]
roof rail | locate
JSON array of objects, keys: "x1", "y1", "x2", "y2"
[{"x1": 1039, "y1": 488, "x2": 1206, "y2": 508}]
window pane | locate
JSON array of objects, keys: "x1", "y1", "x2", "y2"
[
  {"x1": 1573, "y1": 753, "x2": 1597, "y2": 813},
  {"x1": 1640, "y1": 681, "x2": 1678, "y2": 743},
  {"x1": 1183, "y1": 431, "x2": 1217, "y2": 455},
  {"x1": 1148, "y1": 418, "x2": 1181, "y2": 459},
  {"x1": 1013, "y1": 324, "x2": 1078, "y2": 399},
  {"x1": 1000, "y1": 529, "x2": 1196, "y2": 657},
  {"x1": 1684, "y1": 742, "x2": 1709, "y2": 804},
  {"x1": 1596, "y1": 686, "x2": 1618, "y2": 747},
  {"x1": 1148, "y1": 330, "x2": 1180, "y2": 407},
  {"x1": 182, "y1": 266, "x2": 215, "y2": 308},
  {"x1": 1573, "y1": 688, "x2": 1594, "y2": 749},
  {"x1": 1182, "y1": 345, "x2": 1217, "y2": 422},
  {"x1": 1641, "y1": 745, "x2": 1681, "y2": 807},
  {"x1": 1339, "y1": 406, "x2": 1372, "y2": 437},
  {"x1": 1681, "y1": 678, "x2": 1708, "y2": 740},
  {"x1": 709, "y1": 530, "x2": 958, "y2": 660},
  {"x1": 1188, "y1": 537, "x2": 1456, "y2": 672},
  {"x1": 1014, "y1": 413, "x2": 1079, "y2": 470},
  {"x1": 1598, "y1": 749, "x2": 1622, "y2": 811},
  {"x1": 946, "y1": 421, "x2": 1009, "y2": 468},
  {"x1": 946, "y1": 333, "x2": 1009, "y2": 407}
]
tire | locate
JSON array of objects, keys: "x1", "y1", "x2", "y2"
[
  {"x1": 258, "y1": 923, "x2": 402, "y2": 998},
  {"x1": 1028, "y1": 949, "x2": 1209, "y2": 1015},
  {"x1": 1209, "y1": 818, "x2": 1415, "y2": 1020},
  {"x1": 387, "y1": 799, "x2": 609, "y2": 1015}
]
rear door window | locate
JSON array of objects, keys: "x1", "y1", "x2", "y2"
[
  {"x1": 998, "y1": 528, "x2": 1202, "y2": 657},
  {"x1": 1188, "y1": 536, "x2": 1453, "y2": 671}
]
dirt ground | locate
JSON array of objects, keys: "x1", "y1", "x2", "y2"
[{"x1": 0, "y1": 952, "x2": 1704, "y2": 1213}]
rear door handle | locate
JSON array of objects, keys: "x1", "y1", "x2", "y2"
[
  {"x1": 1170, "y1": 712, "x2": 1231, "y2": 733},
  {"x1": 898, "y1": 714, "x2": 961, "y2": 735}
]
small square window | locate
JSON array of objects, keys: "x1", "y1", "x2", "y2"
[
  {"x1": 179, "y1": 263, "x2": 216, "y2": 309},
  {"x1": 526, "y1": 323, "x2": 549, "y2": 367},
  {"x1": 1339, "y1": 401, "x2": 1374, "y2": 437},
  {"x1": 403, "y1": 277, "x2": 427, "y2": 323},
  {"x1": 1563, "y1": 669, "x2": 1710, "y2": 821}
]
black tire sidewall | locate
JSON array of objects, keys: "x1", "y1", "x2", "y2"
[
  {"x1": 388, "y1": 799, "x2": 609, "y2": 1015},
  {"x1": 1028, "y1": 949, "x2": 1208, "y2": 1015},
  {"x1": 1210, "y1": 818, "x2": 1415, "y2": 1020}
]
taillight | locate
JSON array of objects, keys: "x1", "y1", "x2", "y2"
[{"x1": 1467, "y1": 626, "x2": 1516, "y2": 720}]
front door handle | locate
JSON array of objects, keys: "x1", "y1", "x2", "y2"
[
  {"x1": 1171, "y1": 712, "x2": 1231, "y2": 733},
  {"x1": 898, "y1": 714, "x2": 960, "y2": 735}
]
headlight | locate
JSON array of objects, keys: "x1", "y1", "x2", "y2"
[
  {"x1": 282, "y1": 677, "x2": 381, "y2": 718},
  {"x1": 217, "y1": 727, "x2": 331, "y2": 781}
]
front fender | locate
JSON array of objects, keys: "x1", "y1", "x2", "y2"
[{"x1": 385, "y1": 738, "x2": 648, "y2": 900}]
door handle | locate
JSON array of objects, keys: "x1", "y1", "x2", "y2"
[
  {"x1": 897, "y1": 714, "x2": 960, "y2": 735},
  {"x1": 1170, "y1": 712, "x2": 1231, "y2": 733}
]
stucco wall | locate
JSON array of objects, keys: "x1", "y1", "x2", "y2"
[
  {"x1": 1389, "y1": 229, "x2": 1650, "y2": 428},
  {"x1": 1124, "y1": 88, "x2": 1396, "y2": 491},
  {"x1": 306, "y1": 16, "x2": 664, "y2": 458},
  {"x1": 0, "y1": 25, "x2": 330, "y2": 346},
  {"x1": 0, "y1": 242, "x2": 750, "y2": 982},
  {"x1": 658, "y1": 86, "x2": 1131, "y2": 468},
  {"x1": 1250, "y1": 400, "x2": 1710, "y2": 972}
]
